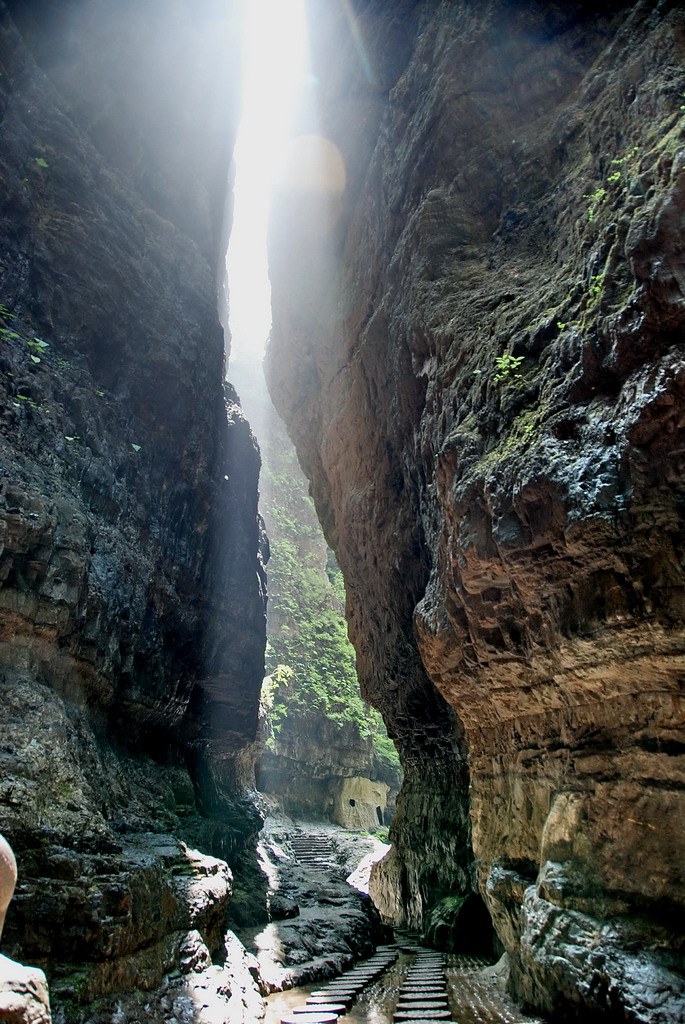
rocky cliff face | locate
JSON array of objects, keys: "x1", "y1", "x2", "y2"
[
  {"x1": 259, "y1": 711, "x2": 396, "y2": 826},
  {"x1": 267, "y1": 1, "x2": 685, "y2": 1019},
  {"x1": 0, "y1": 1, "x2": 267, "y2": 1017}
]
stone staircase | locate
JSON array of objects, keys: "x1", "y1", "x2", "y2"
[
  {"x1": 269, "y1": 940, "x2": 548, "y2": 1024},
  {"x1": 290, "y1": 831, "x2": 335, "y2": 867}
]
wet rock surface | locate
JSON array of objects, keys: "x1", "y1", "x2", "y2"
[
  {"x1": 56, "y1": 929, "x2": 264, "y2": 1024},
  {"x1": 265, "y1": 947, "x2": 546, "y2": 1024},
  {"x1": 267, "y1": 1, "x2": 685, "y2": 1019},
  {"x1": 0, "y1": 1, "x2": 266, "y2": 1019},
  {"x1": 237, "y1": 816, "x2": 391, "y2": 991}
]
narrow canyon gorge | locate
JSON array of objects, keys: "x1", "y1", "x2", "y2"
[{"x1": 0, "y1": 2, "x2": 683, "y2": 1024}]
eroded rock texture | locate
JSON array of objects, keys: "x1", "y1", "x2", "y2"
[
  {"x1": 0, "y1": 1, "x2": 267, "y2": 1017},
  {"x1": 267, "y1": 1, "x2": 685, "y2": 1019}
]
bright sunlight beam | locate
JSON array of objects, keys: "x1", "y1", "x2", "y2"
[{"x1": 227, "y1": 0, "x2": 309, "y2": 360}]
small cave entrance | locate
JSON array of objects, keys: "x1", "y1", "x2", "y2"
[
  {"x1": 376, "y1": 805, "x2": 383, "y2": 826},
  {"x1": 348, "y1": 798, "x2": 356, "y2": 806},
  {"x1": 430, "y1": 893, "x2": 497, "y2": 956},
  {"x1": 457, "y1": 894, "x2": 497, "y2": 956}
]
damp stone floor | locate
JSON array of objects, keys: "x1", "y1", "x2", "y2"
[{"x1": 265, "y1": 949, "x2": 546, "y2": 1024}]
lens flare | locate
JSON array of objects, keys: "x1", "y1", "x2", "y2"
[{"x1": 276, "y1": 135, "x2": 346, "y2": 196}]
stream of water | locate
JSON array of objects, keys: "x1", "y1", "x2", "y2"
[{"x1": 265, "y1": 950, "x2": 546, "y2": 1024}]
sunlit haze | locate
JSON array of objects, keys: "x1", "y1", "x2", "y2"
[{"x1": 227, "y1": 0, "x2": 308, "y2": 360}]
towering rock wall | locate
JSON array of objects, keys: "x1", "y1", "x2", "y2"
[
  {"x1": 0, "y1": 0, "x2": 267, "y2": 1014},
  {"x1": 267, "y1": 1, "x2": 685, "y2": 1019}
]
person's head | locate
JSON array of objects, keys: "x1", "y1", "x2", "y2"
[{"x1": 0, "y1": 833, "x2": 17, "y2": 939}]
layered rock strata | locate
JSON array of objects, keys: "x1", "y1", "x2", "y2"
[
  {"x1": 0, "y1": 1, "x2": 267, "y2": 1017},
  {"x1": 267, "y1": 1, "x2": 685, "y2": 1020},
  {"x1": 258, "y1": 710, "x2": 398, "y2": 826}
]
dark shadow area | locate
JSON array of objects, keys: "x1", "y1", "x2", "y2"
[{"x1": 424, "y1": 893, "x2": 496, "y2": 956}]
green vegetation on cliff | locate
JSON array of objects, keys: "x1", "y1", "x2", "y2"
[
  {"x1": 230, "y1": 359, "x2": 400, "y2": 777},
  {"x1": 262, "y1": 432, "x2": 399, "y2": 773}
]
